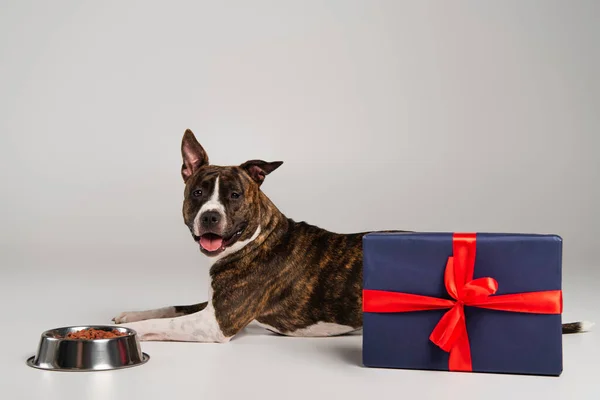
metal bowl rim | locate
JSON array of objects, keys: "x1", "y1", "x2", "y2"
[{"x1": 40, "y1": 325, "x2": 137, "y2": 342}]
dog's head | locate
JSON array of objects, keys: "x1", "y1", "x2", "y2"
[{"x1": 180, "y1": 129, "x2": 282, "y2": 257}]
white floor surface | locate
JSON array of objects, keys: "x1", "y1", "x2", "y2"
[{"x1": 2, "y1": 255, "x2": 599, "y2": 400}]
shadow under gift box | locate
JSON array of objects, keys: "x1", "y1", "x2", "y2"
[{"x1": 362, "y1": 232, "x2": 563, "y2": 376}]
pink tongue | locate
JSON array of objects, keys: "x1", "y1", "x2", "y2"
[{"x1": 200, "y1": 236, "x2": 223, "y2": 252}]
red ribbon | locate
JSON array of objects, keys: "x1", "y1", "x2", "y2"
[{"x1": 363, "y1": 233, "x2": 563, "y2": 372}]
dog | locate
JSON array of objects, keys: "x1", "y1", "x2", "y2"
[{"x1": 113, "y1": 129, "x2": 593, "y2": 342}]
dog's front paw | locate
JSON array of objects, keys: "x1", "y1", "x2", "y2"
[{"x1": 112, "y1": 311, "x2": 142, "y2": 324}]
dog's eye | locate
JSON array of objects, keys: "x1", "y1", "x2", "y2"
[
  {"x1": 231, "y1": 192, "x2": 240, "y2": 199},
  {"x1": 192, "y1": 190, "x2": 202, "y2": 197}
]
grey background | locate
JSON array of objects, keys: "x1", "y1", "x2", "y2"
[{"x1": 1, "y1": 1, "x2": 599, "y2": 399}]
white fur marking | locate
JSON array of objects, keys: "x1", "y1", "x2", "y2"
[
  {"x1": 254, "y1": 321, "x2": 358, "y2": 337},
  {"x1": 119, "y1": 300, "x2": 229, "y2": 343},
  {"x1": 193, "y1": 176, "x2": 225, "y2": 236},
  {"x1": 580, "y1": 321, "x2": 595, "y2": 332},
  {"x1": 112, "y1": 306, "x2": 178, "y2": 324},
  {"x1": 208, "y1": 225, "x2": 262, "y2": 266}
]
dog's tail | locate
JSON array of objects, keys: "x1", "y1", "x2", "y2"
[{"x1": 562, "y1": 321, "x2": 594, "y2": 334}]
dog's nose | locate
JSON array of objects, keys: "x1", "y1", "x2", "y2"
[{"x1": 201, "y1": 211, "x2": 221, "y2": 228}]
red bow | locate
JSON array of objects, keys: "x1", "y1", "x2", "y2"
[{"x1": 363, "y1": 233, "x2": 563, "y2": 371}]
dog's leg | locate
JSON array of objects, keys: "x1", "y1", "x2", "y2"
[
  {"x1": 117, "y1": 301, "x2": 233, "y2": 343},
  {"x1": 112, "y1": 302, "x2": 208, "y2": 324}
]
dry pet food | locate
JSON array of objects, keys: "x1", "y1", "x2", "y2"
[{"x1": 60, "y1": 328, "x2": 128, "y2": 340}]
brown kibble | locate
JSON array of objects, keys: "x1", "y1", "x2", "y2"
[{"x1": 57, "y1": 328, "x2": 128, "y2": 340}]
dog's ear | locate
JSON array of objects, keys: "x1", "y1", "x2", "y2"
[
  {"x1": 181, "y1": 129, "x2": 209, "y2": 182},
  {"x1": 240, "y1": 160, "x2": 283, "y2": 186}
]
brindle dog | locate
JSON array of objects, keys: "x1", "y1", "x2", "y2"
[{"x1": 114, "y1": 129, "x2": 591, "y2": 341}]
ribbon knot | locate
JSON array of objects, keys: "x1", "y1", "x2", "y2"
[
  {"x1": 362, "y1": 232, "x2": 563, "y2": 372},
  {"x1": 430, "y1": 245, "x2": 500, "y2": 353}
]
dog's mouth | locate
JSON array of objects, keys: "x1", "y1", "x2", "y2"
[
  {"x1": 199, "y1": 233, "x2": 224, "y2": 252},
  {"x1": 195, "y1": 224, "x2": 247, "y2": 255}
]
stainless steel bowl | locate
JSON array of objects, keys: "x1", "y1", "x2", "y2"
[{"x1": 26, "y1": 325, "x2": 149, "y2": 371}]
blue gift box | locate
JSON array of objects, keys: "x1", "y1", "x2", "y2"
[{"x1": 362, "y1": 232, "x2": 563, "y2": 376}]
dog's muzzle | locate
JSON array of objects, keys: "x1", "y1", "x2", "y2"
[{"x1": 192, "y1": 210, "x2": 247, "y2": 255}]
